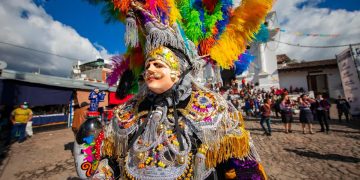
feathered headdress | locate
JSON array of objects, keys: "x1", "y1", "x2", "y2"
[{"x1": 99, "y1": 0, "x2": 273, "y2": 95}]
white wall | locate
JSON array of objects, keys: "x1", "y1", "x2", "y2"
[
  {"x1": 324, "y1": 68, "x2": 344, "y2": 98},
  {"x1": 278, "y1": 68, "x2": 343, "y2": 98},
  {"x1": 279, "y1": 71, "x2": 308, "y2": 90}
]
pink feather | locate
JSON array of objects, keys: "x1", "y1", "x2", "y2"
[
  {"x1": 83, "y1": 146, "x2": 93, "y2": 155},
  {"x1": 83, "y1": 155, "x2": 94, "y2": 163},
  {"x1": 106, "y1": 55, "x2": 130, "y2": 86}
]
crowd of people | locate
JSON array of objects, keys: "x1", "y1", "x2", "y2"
[{"x1": 206, "y1": 78, "x2": 352, "y2": 136}]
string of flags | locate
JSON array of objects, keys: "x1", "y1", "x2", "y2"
[{"x1": 274, "y1": 28, "x2": 339, "y2": 38}]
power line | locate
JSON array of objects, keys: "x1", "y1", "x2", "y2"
[
  {"x1": 0, "y1": 41, "x2": 92, "y2": 61},
  {"x1": 273, "y1": 40, "x2": 360, "y2": 48}
]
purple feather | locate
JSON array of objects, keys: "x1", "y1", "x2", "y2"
[{"x1": 106, "y1": 55, "x2": 130, "y2": 86}]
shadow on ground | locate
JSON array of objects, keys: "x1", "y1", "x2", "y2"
[
  {"x1": 284, "y1": 148, "x2": 360, "y2": 163},
  {"x1": 64, "y1": 142, "x2": 74, "y2": 154}
]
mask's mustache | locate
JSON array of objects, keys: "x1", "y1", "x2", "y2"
[{"x1": 145, "y1": 72, "x2": 162, "y2": 80}]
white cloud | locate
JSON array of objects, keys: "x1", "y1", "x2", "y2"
[
  {"x1": 0, "y1": 0, "x2": 114, "y2": 77},
  {"x1": 272, "y1": 0, "x2": 360, "y2": 61}
]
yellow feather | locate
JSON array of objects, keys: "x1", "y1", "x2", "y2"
[
  {"x1": 210, "y1": 0, "x2": 274, "y2": 68},
  {"x1": 167, "y1": 0, "x2": 182, "y2": 25}
]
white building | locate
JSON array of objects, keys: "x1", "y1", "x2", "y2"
[
  {"x1": 71, "y1": 59, "x2": 112, "y2": 83},
  {"x1": 278, "y1": 57, "x2": 343, "y2": 98},
  {"x1": 237, "y1": 12, "x2": 280, "y2": 90}
]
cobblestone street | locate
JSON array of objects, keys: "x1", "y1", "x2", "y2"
[{"x1": 0, "y1": 118, "x2": 359, "y2": 180}]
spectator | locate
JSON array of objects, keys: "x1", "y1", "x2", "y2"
[
  {"x1": 72, "y1": 102, "x2": 89, "y2": 135},
  {"x1": 336, "y1": 95, "x2": 351, "y2": 122},
  {"x1": 299, "y1": 94, "x2": 315, "y2": 134},
  {"x1": 11, "y1": 102, "x2": 33, "y2": 143},
  {"x1": 294, "y1": 87, "x2": 299, "y2": 93},
  {"x1": 274, "y1": 97, "x2": 282, "y2": 118},
  {"x1": 244, "y1": 98, "x2": 253, "y2": 117},
  {"x1": 323, "y1": 94, "x2": 332, "y2": 121},
  {"x1": 260, "y1": 98, "x2": 272, "y2": 136},
  {"x1": 280, "y1": 94, "x2": 294, "y2": 133},
  {"x1": 314, "y1": 94, "x2": 330, "y2": 133},
  {"x1": 254, "y1": 96, "x2": 261, "y2": 117}
]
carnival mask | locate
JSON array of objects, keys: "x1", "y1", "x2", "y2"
[{"x1": 144, "y1": 47, "x2": 180, "y2": 94}]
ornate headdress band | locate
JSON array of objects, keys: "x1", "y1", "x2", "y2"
[{"x1": 145, "y1": 46, "x2": 180, "y2": 72}]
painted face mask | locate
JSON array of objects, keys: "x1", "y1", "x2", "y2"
[{"x1": 144, "y1": 47, "x2": 180, "y2": 94}]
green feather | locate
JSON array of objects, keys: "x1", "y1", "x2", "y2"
[{"x1": 204, "y1": 3, "x2": 223, "y2": 38}]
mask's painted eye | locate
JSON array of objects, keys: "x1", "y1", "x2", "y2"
[
  {"x1": 153, "y1": 62, "x2": 165, "y2": 68},
  {"x1": 145, "y1": 63, "x2": 150, "y2": 70}
]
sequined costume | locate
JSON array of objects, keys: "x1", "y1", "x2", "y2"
[
  {"x1": 74, "y1": 0, "x2": 273, "y2": 179},
  {"x1": 75, "y1": 69, "x2": 267, "y2": 179}
]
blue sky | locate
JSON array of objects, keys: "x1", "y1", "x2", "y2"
[
  {"x1": 40, "y1": 0, "x2": 126, "y2": 54},
  {"x1": 0, "y1": 0, "x2": 359, "y2": 76},
  {"x1": 40, "y1": 0, "x2": 360, "y2": 56},
  {"x1": 298, "y1": 0, "x2": 359, "y2": 11}
]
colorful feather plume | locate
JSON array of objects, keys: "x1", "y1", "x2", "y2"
[
  {"x1": 91, "y1": 0, "x2": 274, "y2": 96},
  {"x1": 210, "y1": 0, "x2": 273, "y2": 68}
]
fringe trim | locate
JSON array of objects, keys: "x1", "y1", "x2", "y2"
[
  {"x1": 125, "y1": 16, "x2": 138, "y2": 47},
  {"x1": 205, "y1": 131, "x2": 250, "y2": 168},
  {"x1": 144, "y1": 22, "x2": 185, "y2": 54},
  {"x1": 258, "y1": 163, "x2": 268, "y2": 180},
  {"x1": 103, "y1": 137, "x2": 115, "y2": 157},
  {"x1": 230, "y1": 111, "x2": 245, "y2": 128}
]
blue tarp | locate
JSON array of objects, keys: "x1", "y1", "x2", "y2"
[{"x1": 0, "y1": 79, "x2": 73, "y2": 106}]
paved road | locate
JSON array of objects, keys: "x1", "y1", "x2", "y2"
[{"x1": 1, "y1": 118, "x2": 359, "y2": 180}]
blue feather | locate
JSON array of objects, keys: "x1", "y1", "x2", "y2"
[
  {"x1": 177, "y1": 21, "x2": 190, "y2": 51},
  {"x1": 254, "y1": 24, "x2": 270, "y2": 43},
  {"x1": 216, "y1": 0, "x2": 232, "y2": 38},
  {"x1": 234, "y1": 50, "x2": 255, "y2": 75},
  {"x1": 83, "y1": 135, "x2": 95, "y2": 144}
]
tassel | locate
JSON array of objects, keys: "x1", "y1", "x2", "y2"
[
  {"x1": 194, "y1": 152, "x2": 206, "y2": 180},
  {"x1": 125, "y1": 14, "x2": 139, "y2": 47},
  {"x1": 144, "y1": 21, "x2": 185, "y2": 53},
  {"x1": 205, "y1": 130, "x2": 251, "y2": 168},
  {"x1": 194, "y1": 143, "x2": 210, "y2": 180}
]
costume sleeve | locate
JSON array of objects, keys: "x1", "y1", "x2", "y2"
[{"x1": 183, "y1": 90, "x2": 267, "y2": 179}]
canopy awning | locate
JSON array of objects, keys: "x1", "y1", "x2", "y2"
[{"x1": 0, "y1": 79, "x2": 72, "y2": 106}]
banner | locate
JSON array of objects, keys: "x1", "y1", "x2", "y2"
[
  {"x1": 275, "y1": 28, "x2": 339, "y2": 38},
  {"x1": 336, "y1": 46, "x2": 360, "y2": 116}
]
